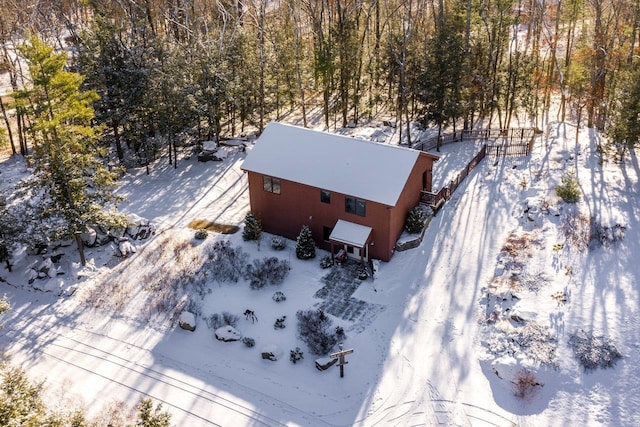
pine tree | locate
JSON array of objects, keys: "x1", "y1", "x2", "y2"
[
  {"x1": 295, "y1": 225, "x2": 316, "y2": 260},
  {"x1": 13, "y1": 36, "x2": 125, "y2": 265},
  {"x1": 242, "y1": 213, "x2": 262, "y2": 241}
]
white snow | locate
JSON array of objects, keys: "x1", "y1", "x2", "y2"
[
  {"x1": 241, "y1": 122, "x2": 425, "y2": 206},
  {"x1": 329, "y1": 219, "x2": 372, "y2": 247},
  {"x1": 1, "y1": 117, "x2": 640, "y2": 427}
]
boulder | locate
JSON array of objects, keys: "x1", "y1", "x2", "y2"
[
  {"x1": 179, "y1": 311, "x2": 197, "y2": 332},
  {"x1": 215, "y1": 325, "x2": 242, "y2": 342},
  {"x1": 81, "y1": 226, "x2": 98, "y2": 247},
  {"x1": 261, "y1": 345, "x2": 283, "y2": 361},
  {"x1": 125, "y1": 215, "x2": 156, "y2": 240},
  {"x1": 117, "y1": 239, "x2": 136, "y2": 257},
  {"x1": 37, "y1": 258, "x2": 55, "y2": 278}
]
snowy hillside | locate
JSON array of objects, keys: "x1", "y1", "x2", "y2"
[{"x1": 1, "y1": 118, "x2": 639, "y2": 426}]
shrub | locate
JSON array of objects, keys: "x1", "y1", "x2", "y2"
[
  {"x1": 405, "y1": 206, "x2": 428, "y2": 234},
  {"x1": 194, "y1": 229, "x2": 208, "y2": 240},
  {"x1": 136, "y1": 397, "x2": 171, "y2": 427},
  {"x1": 296, "y1": 309, "x2": 340, "y2": 355},
  {"x1": 244, "y1": 257, "x2": 290, "y2": 289},
  {"x1": 205, "y1": 240, "x2": 249, "y2": 282},
  {"x1": 274, "y1": 316, "x2": 286, "y2": 329},
  {"x1": 513, "y1": 369, "x2": 541, "y2": 400},
  {"x1": 205, "y1": 312, "x2": 239, "y2": 329},
  {"x1": 555, "y1": 172, "x2": 581, "y2": 203},
  {"x1": 272, "y1": 291, "x2": 286, "y2": 303},
  {"x1": 271, "y1": 236, "x2": 286, "y2": 251},
  {"x1": 568, "y1": 329, "x2": 622, "y2": 371},
  {"x1": 320, "y1": 255, "x2": 334, "y2": 269},
  {"x1": 242, "y1": 213, "x2": 262, "y2": 241},
  {"x1": 591, "y1": 222, "x2": 626, "y2": 248},
  {"x1": 295, "y1": 225, "x2": 316, "y2": 259},
  {"x1": 242, "y1": 337, "x2": 256, "y2": 348},
  {"x1": 290, "y1": 347, "x2": 304, "y2": 364}
]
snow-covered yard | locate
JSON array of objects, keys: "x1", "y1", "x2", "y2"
[{"x1": 1, "y1": 119, "x2": 639, "y2": 426}]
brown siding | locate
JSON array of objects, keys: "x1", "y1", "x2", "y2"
[{"x1": 245, "y1": 151, "x2": 436, "y2": 262}]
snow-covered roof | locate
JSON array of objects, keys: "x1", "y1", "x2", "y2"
[
  {"x1": 241, "y1": 122, "x2": 422, "y2": 206},
  {"x1": 329, "y1": 220, "x2": 372, "y2": 247}
]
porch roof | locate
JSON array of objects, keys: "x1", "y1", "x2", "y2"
[{"x1": 329, "y1": 220, "x2": 372, "y2": 248}]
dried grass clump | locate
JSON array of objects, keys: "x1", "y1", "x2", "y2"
[
  {"x1": 561, "y1": 212, "x2": 593, "y2": 251},
  {"x1": 501, "y1": 231, "x2": 542, "y2": 257},
  {"x1": 188, "y1": 219, "x2": 239, "y2": 234},
  {"x1": 513, "y1": 369, "x2": 542, "y2": 400}
]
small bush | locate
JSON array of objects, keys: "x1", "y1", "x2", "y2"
[
  {"x1": 290, "y1": 347, "x2": 304, "y2": 364},
  {"x1": 320, "y1": 255, "x2": 334, "y2": 269},
  {"x1": 405, "y1": 206, "x2": 428, "y2": 234},
  {"x1": 205, "y1": 312, "x2": 239, "y2": 329},
  {"x1": 271, "y1": 237, "x2": 286, "y2": 251},
  {"x1": 194, "y1": 229, "x2": 208, "y2": 240},
  {"x1": 513, "y1": 369, "x2": 541, "y2": 400},
  {"x1": 555, "y1": 172, "x2": 581, "y2": 203},
  {"x1": 272, "y1": 291, "x2": 286, "y2": 303},
  {"x1": 242, "y1": 337, "x2": 255, "y2": 348},
  {"x1": 244, "y1": 257, "x2": 290, "y2": 289},
  {"x1": 295, "y1": 225, "x2": 316, "y2": 260},
  {"x1": 569, "y1": 329, "x2": 622, "y2": 371},
  {"x1": 136, "y1": 397, "x2": 172, "y2": 427},
  {"x1": 296, "y1": 309, "x2": 339, "y2": 355},
  {"x1": 242, "y1": 213, "x2": 262, "y2": 241},
  {"x1": 205, "y1": 240, "x2": 249, "y2": 283},
  {"x1": 274, "y1": 316, "x2": 286, "y2": 329},
  {"x1": 591, "y1": 222, "x2": 626, "y2": 248},
  {"x1": 561, "y1": 212, "x2": 593, "y2": 251}
]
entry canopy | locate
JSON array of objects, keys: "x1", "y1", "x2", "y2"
[{"x1": 329, "y1": 220, "x2": 372, "y2": 248}]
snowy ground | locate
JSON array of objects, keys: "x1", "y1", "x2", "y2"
[{"x1": 1, "y1": 118, "x2": 639, "y2": 426}]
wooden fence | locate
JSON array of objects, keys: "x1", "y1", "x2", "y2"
[
  {"x1": 421, "y1": 144, "x2": 487, "y2": 211},
  {"x1": 417, "y1": 127, "x2": 536, "y2": 212},
  {"x1": 413, "y1": 127, "x2": 535, "y2": 153}
]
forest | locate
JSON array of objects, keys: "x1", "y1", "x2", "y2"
[
  {"x1": 0, "y1": 0, "x2": 639, "y2": 262},
  {"x1": 0, "y1": 0, "x2": 638, "y2": 156}
]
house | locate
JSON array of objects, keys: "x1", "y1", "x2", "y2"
[{"x1": 240, "y1": 122, "x2": 439, "y2": 262}]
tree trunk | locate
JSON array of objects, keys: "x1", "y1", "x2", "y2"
[{"x1": 0, "y1": 95, "x2": 16, "y2": 155}]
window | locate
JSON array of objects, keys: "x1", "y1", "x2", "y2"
[
  {"x1": 263, "y1": 176, "x2": 281, "y2": 194},
  {"x1": 320, "y1": 190, "x2": 331, "y2": 204},
  {"x1": 345, "y1": 197, "x2": 366, "y2": 216}
]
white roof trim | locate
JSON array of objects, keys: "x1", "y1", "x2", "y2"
[
  {"x1": 329, "y1": 220, "x2": 372, "y2": 248},
  {"x1": 241, "y1": 122, "x2": 421, "y2": 206}
]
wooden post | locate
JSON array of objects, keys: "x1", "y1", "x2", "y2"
[{"x1": 330, "y1": 344, "x2": 354, "y2": 378}]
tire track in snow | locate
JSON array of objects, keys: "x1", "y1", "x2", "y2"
[{"x1": 3, "y1": 315, "x2": 331, "y2": 427}]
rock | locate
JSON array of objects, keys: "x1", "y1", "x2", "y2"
[
  {"x1": 261, "y1": 345, "x2": 283, "y2": 361},
  {"x1": 215, "y1": 325, "x2": 241, "y2": 342},
  {"x1": 179, "y1": 311, "x2": 196, "y2": 332},
  {"x1": 315, "y1": 356, "x2": 338, "y2": 371},
  {"x1": 117, "y1": 240, "x2": 136, "y2": 257},
  {"x1": 125, "y1": 215, "x2": 156, "y2": 240},
  {"x1": 27, "y1": 268, "x2": 38, "y2": 284},
  {"x1": 81, "y1": 226, "x2": 97, "y2": 247},
  {"x1": 38, "y1": 258, "x2": 55, "y2": 277}
]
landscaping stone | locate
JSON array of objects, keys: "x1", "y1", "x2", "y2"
[
  {"x1": 215, "y1": 325, "x2": 241, "y2": 342},
  {"x1": 179, "y1": 311, "x2": 196, "y2": 332}
]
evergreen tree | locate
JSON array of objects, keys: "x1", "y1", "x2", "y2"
[
  {"x1": 13, "y1": 36, "x2": 125, "y2": 265},
  {"x1": 296, "y1": 225, "x2": 316, "y2": 260},
  {"x1": 416, "y1": 10, "x2": 465, "y2": 148},
  {"x1": 136, "y1": 397, "x2": 172, "y2": 427},
  {"x1": 610, "y1": 65, "x2": 640, "y2": 155},
  {"x1": 242, "y1": 213, "x2": 262, "y2": 241}
]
